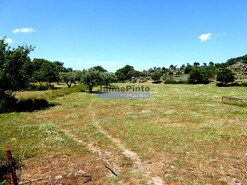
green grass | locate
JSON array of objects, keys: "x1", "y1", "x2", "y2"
[
  {"x1": 0, "y1": 83, "x2": 247, "y2": 184},
  {"x1": 16, "y1": 84, "x2": 87, "y2": 100}
]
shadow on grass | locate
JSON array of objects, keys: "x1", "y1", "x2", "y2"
[
  {"x1": 217, "y1": 82, "x2": 247, "y2": 87},
  {"x1": 14, "y1": 99, "x2": 56, "y2": 112},
  {"x1": 0, "y1": 97, "x2": 57, "y2": 113}
]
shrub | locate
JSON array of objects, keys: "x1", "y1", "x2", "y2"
[{"x1": 216, "y1": 68, "x2": 235, "y2": 85}]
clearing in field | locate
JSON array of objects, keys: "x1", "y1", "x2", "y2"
[{"x1": 0, "y1": 83, "x2": 247, "y2": 184}]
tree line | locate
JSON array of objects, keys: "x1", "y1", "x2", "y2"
[{"x1": 1, "y1": 39, "x2": 246, "y2": 112}]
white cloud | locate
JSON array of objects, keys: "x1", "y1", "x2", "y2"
[
  {"x1": 0, "y1": 37, "x2": 13, "y2": 44},
  {"x1": 198, "y1": 33, "x2": 211, "y2": 42},
  {"x1": 12, "y1": 27, "x2": 36, "y2": 33}
]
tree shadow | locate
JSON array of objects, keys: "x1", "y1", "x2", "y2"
[
  {"x1": 14, "y1": 99, "x2": 56, "y2": 112},
  {"x1": 152, "y1": 80, "x2": 162, "y2": 84},
  {"x1": 0, "y1": 97, "x2": 57, "y2": 113},
  {"x1": 217, "y1": 82, "x2": 247, "y2": 87}
]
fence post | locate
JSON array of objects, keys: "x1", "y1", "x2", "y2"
[{"x1": 6, "y1": 150, "x2": 18, "y2": 185}]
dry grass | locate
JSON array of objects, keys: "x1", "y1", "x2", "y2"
[{"x1": 0, "y1": 83, "x2": 247, "y2": 184}]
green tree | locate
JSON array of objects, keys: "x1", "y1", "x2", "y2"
[
  {"x1": 102, "y1": 72, "x2": 117, "y2": 87},
  {"x1": 31, "y1": 58, "x2": 59, "y2": 88},
  {"x1": 193, "y1": 62, "x2": 200, "y2": 67},
  {"x1": 209, "y1": 61, "x2": 214, "y2": 67},
  {"x1": 81, "y1": 68, "x2": 104, "y2": 93},
  {"x1": 59, "y1": 72, "x2": 75, "y2": 87},
  {"x1": 115, "y1": 65, "x2": 134, "y2": 81},
  {"x1": 0, "y1": 38, "x2": 34, "y2": 112},
  {"x1": 39, "y1": 60, "x2": 59, "y2": 87},
  {"x1": 32, "y1": 58, "x2": 47, "y2": 85},
  {"x1": 92, "y1": 65, "x2": 107, "y2": 72},
  {"x1": 59, "y1": 71, "x2": 82, "y2": 87},
  {"x1": 216, "y1": 69, "x2": 235, "y2": 85},
  {"x1": 53, "y1": 61, "x2": 66, "y2": 72},
  {"x1": 188, "y1": 68, "x2": 212, "y2": 84},
  {"x1": 151, "y1": 72, "x2": 163, "y2": 81},
  {"x1": 184, "y1": 65, "x2": 193, "y2": 74}
]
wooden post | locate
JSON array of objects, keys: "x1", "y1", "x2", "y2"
[{"x1": 6, "y1": 150, "x2": 18, "y2": 185}]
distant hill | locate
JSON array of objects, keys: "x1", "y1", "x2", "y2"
[
  {"x1": 226, "y1": 54, "x2": 247, "y2": 65},
  {"x1": 226, "y1": 55, "x2": 247, "y2": 79}
]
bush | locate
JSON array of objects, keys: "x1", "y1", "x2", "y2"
[
  {"x1": 216, "y1": 68, "x2": 235, "y2": 85},
  {"x1": 24, "y1": 84, "x2": 48, "y2": 91},
  {"x1": 188, "y1": 69, "x2": 211, "y2": 84}
]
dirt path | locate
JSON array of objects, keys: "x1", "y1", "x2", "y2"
[
  {"x1": 89, "y1": 101, "x2": 165, "y2": 185},
  {"x1": 94, "y1": 123, "x2": 164, "y2": 185},
  {"x1": 62, "y1": 100, "x2": 165, "y2": 184}
]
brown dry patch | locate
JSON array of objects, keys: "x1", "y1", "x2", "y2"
[
  {"x1": 145, "y1": 145, "x2": 247, "y2": 185},
  {"x1": 18, "y1": 155, "x2": 108, "y2": 185}
]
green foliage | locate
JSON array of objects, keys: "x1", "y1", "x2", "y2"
[
  {"x1": 59, "y1": 71, "x2": 82, "y2": 87},
  {"x1": 53, "y1": 61, "x2": 66, "y2": 72},
  {"x1": 151, "y1": 72, "x2": 163, "y2": 81},
  {"x1": 209, "y1": 61, "x2": 214, "y2": 67},
  {"x1": 226, "y1": 54, "x2": 247, "y2": 65},
  {"x1": 31, "y1": 58, "x2": 60, "y2": 87},
  {"x1": 81, "y1": 68, "x2": 104, "y2": 92},
  {"x1": 184, "y1": 65, "x2": 193, "y2": 74},
  {"x1": 216, "y1": 68, "x2": 235, "y2": 85},
  {"x1": 193, "y1": 62, "x2": 200, "y2": 67},
  {"x1": 39, "y1": 61, "x2": 59, "y2": 85},
  {"x1": 0, "y1": 38, "x2": 33, "y2": 112},
  {"x1": 0, "y1": 39, "x2": 34, "y2": 93},
  {"x1": 163, "y1": 74, "x2": 187, "y2": 84},
  {"x1": 168, "y1": 71, "x2": 174, "y2": 75},
  {"x1": 92, "y1": 65, "x2": 108, "y2": 72},
  {"x1": 101, "y1": 72, "x2": 117, "y2": 87},
  {"x1": 81, "y1": 68, "x2": 116, "y2": 92},
  {"x1": 188, "y1": 67, "x2": 215, "y2": 84},
  {"x1": 36, "y1": 85, "x2": 86, "y2": 99},
  {"x1": 164, "y1": 79, "x2": 187, "y2": 84},
  {"x1": 115, "y1": 65, "x2": 135, "y2": 81}
]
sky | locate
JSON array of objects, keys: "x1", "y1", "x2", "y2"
[{"x1": 1, "y1": 0, "x2": 247, "y2": 72}]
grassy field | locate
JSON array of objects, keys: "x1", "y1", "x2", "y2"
[{"x1": 0, "y1": 83, "x2": 247, "y2": 184}]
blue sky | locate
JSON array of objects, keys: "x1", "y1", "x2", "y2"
[{"x1": 1, "y1": 0, "x2": 247, "y2": 72}]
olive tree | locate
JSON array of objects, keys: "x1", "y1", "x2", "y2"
[{"x1": 81, "y1": 68, "x2": 104, "y2": 93}]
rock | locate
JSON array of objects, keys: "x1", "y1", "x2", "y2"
[
  {"x1": 229, "y1": 178, "x2": 242, "y2": 185},
  {"x1": 75, "y1": 170, "x2": 85, "y2": 176},
  {"x1": 55, "y1": 175, "x2": 62, "y2": 180}
]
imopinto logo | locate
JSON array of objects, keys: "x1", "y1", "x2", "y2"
[
  {"x1": 97, "y1": 85, "x2": 151, "y2": 98},
  {"x1": 98, "y1": 85, "x2": 150, "y2": 92}
]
